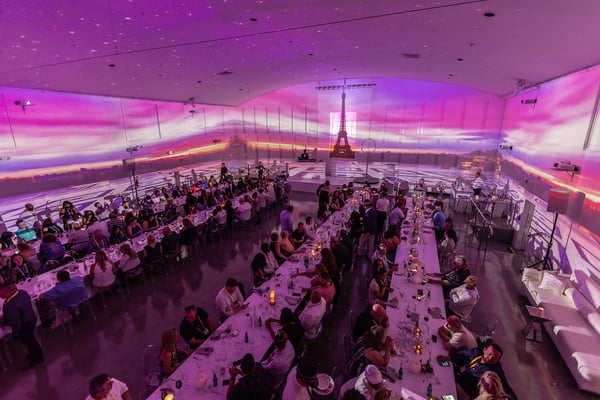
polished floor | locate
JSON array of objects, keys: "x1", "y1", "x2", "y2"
[{"x1": 0, "y1": 192, "x2": 597, "y2": 400}]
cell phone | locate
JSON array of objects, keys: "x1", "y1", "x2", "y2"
[
  {"x1": 232, "y1": 358, "x2": 243, "y2": 366},
  {"x1": 222, "y1": 379, "x2": 231, "y2": 386},
  {"x1": 431, "y1": 334, "x2": 437, "y2": 343},
  {"x1": 417, "y1": 289, "x2": 424, "y2": 296},
  {"x1": 441, "y1": 395, "x2": 456, "y2": 400},
  {"x1": 438, "y1": 360, "x2": 450, "y2": 367}
]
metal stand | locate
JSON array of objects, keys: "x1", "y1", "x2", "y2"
[{"x1": 527, "y1": 212, "x2": 558, "y2": 271}]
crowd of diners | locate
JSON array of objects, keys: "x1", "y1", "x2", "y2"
[{"x1": 0, "y1": 171, "x2": 516, "y2": 399}]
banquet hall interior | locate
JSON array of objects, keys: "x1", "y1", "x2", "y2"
[{"x1": 1, "y1": 1, "x2": 600, "y2": 400}]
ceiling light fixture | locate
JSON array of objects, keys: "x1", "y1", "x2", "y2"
[{"x1": 315, "y1": 83, "x2": 376, "y2": 91}]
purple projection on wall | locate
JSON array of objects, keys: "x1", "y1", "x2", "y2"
[{"x1": 0, "y1": 77, "x2": 504, "y2": 188}]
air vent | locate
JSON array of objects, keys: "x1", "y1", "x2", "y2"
[
  {"x1": 402, "y1": 53, "x2": 421, "y2": 59},
  {"x1": 217, "y1": 70, "x2": 233, "y2": 76}
]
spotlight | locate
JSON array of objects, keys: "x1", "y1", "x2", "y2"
[
  {"x1": 498, "y1": 144, "x2": 513, "y2": 150},
  {"x1": 14, "y1": 99, "x2": 34, "y2": 113},
  {"x1": 126, "y1": 145, "x2": 143, "y2": 153}
]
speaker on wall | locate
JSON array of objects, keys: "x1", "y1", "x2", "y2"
[
  {"x1": 547, "y1": 188, "x2": 571, "y2": 214},
  {"x1": 567, "y1": 191, "x2": 586, "y2": 220}
]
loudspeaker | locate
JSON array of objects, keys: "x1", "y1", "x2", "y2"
[
  {"x1": 567, "y1": 191, "x2": 586, "y2": 220},
  {"x1": 547, "y1": 188, "x2": 571, "y2": 214}
]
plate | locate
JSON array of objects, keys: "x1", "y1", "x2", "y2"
[{"x1": 313, "y1": 373, "x2": 334, "y2": 395}]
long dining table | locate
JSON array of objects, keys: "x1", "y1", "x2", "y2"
[
  {"x1": 383, "y1": 194, "x2": 457, "y2": 400},
  {"x1": 145, "y1": 207, "x2": 352, "y2": 400}
]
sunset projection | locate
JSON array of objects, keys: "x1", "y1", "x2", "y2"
[{"x1": 1, "y1": 71, "x2": 600, "y2": 237}]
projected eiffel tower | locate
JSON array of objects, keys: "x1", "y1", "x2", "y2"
[{"x1": 330, "y1": 91, "x2": 355, "y2": 159}]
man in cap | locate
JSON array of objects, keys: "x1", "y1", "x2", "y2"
[
  {"x1": 354, "y1": 364, "x2": 391, "y2": 400},
  {"x1": 282, "y1": 361, "x2": 318, "y2": 400}
]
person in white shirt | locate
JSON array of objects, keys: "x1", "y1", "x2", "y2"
[
  {"x1": 260, "y1": 243, "x2": 278, "y2": 273},
  {"x1": 262, "y1": 330, "x2": 296, "y2": 389},
  {"x1": 236, "y1": 198, "x2": 253, "y2": 222},
  {"x1": 354, "y1": 364, "x2": 391, "y2": 400},
  {"x1": 85, "y1": 374, "x2": 132, "y2": 400},
  {"x1": 215, "y1": 278, "x2": 247, "y2": 322},
  {"x1": 304, "y1": 216, "x2": 317, "y2": 240},
  {"x1": 18, "y1": 203, "x2": 39, "y2": 229},
  {"x1": 282, "y1": 362, "x2": 318, "y2": 400},
  {"x1": 449, "y1": 275, "x2": 480, "y2": 323},
  {"x1": 472, "y1": 172, "x2": 484, "y2": 196},
  {"x1": 266, "y1": 183, "x2": 276, "y2": 203},
  {"x1": 437, "y1": 315, "x2": 478, "y2": 351},
  {"x1": 216, "y1": 206, "x2": 228, "y2": 226},
  {"x1": 298, "y1": 290, "x2": 327, "y2": 340},
  {"x1": 257, "y1": 188, "x2": 269, "y2": 210}
]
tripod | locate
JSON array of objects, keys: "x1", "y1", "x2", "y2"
[{"x1": 527, "y1": 212, "x2": 558, "y2": 271}]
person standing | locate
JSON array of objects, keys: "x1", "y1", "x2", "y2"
[
  {"x1": 220, "y1": 162, "x2": 228, "y2": 182},
  {"x1": 0, "y1": 282, "x2": 44, "y2": 367},
  {"x1": 472, "y1": 172, "x2": 484, "y2": 196},
  {"x1": 280, "y1": 205, "x2": 294, "y2": 234}
]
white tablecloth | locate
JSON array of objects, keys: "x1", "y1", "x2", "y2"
[{"x1": 384, "y1": 201, "x2": 457, "y2": 399}]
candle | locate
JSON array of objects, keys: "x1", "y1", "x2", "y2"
[{"x1": 269, "y1": 290, "x2": 276, "y2": 305}]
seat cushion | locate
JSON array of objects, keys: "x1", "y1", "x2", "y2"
[{"x1": 572, "y1": 352, "x2": 600, "y2": 382}]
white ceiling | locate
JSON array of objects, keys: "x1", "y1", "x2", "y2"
[{"x1": 0, "y1": 0, "x2": 599, "y2": 106}]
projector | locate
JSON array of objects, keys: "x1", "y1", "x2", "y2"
[
  {"x1": 498, "y1": 144, "x2": 513, "y2": 150},
  {"x1": 521, "y1": 99, "x2": 537, "y2": 105},
  {"x1": 552, "y1": 161, "x2": 580, "y2": 172}
]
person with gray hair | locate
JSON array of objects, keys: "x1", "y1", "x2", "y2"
[{"x1": 449, "y1": 275, "x2": 480, "y2": 323}]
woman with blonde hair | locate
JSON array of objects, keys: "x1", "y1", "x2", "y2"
[
  {"x1": 475, "y1": 371, "x2": 510, "y2": 400},
  {"x1": 159, "y1": 328, "x2": 190, "y2": 376},
  {"x1": 89, "y1": 250, "x2": 116, "y2": 289},
  {"x1": 118, "y1": 243, "x2": 141, "y2": 280}
]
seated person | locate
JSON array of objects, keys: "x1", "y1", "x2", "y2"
[
  {"x1": 41, "y1": 217, "x2": 64, "y2": 235},
  {"x1": 298, "y1": 289, "x2": 327, "y2": 340},
  {"x1": 81, "y1": 210, "x2": 99, "y2": 229},
  {"x1": 261, "y1": 330, "x2": 295, "y2": 390},
  {"x1": 126, "y1": 217, "x2": 143, "y2": 238},
  {"x1": 162, "y1": 198, "x2": 178, "y2": 223},
  {"x1": 437, "y1": 315, "x2": 477, "y2": 351},
  {"x1": 39, "y1": 233, "x2": 66, "y2": 263},
  {"x1": 179, "y1": 305, "x2": 214, "y2": 349},
  {"x1": 15, "y1": 219, "x2": 37, "y2": 242},
  {"x1": 298, "y1": 149, "x2": 309, "y2": 160},
  {"x1": 89, "y1": 230, "x2": 110, "y2": 252},
  {"x1": 16, "y1": 242, "x2": 42, "y2": 272},
  {"x1": 475, "y1": 371, "x2": 511, "y2": 400},
  {"x1": 265, "y1": 307, "x2": 305, "y2": 354},
  {"x1": 236, "y1": 198, "x2": 253, "y2": 222},
  {"x1": 302, "y1": 271, "x2": 335, "y2": 309},
  {"x1": 251, "y1": 252, "x2": 272, "y2": 288},
  {"x1": 354, "y1": 364, "x2": 391, "y2": 400},
  {"x1": 367, "y1": 267, "x2": 391, "y2": 306},
  {"x1": 439, "y1": 343, "x2": 517, "y2": 400},
  {"x1": 142, "y1": 213, "x2": 160, "y2": 232},
  {"x1": 109, "y1": 225, "x2": 127, "y2": 246},
  {"x1": 426, "y1": 255, "x2": 471, "y2": 290},
  {"x1": 86, "y1": 374, "x2": 132, "y2": 400},
  {"x1": 89, "y1": 250, "x2": 116, "y2": 290},
  {"x1": 39, "y1": 270, "x2": 87, "y2": 310},
  {"x1": 178, "y1": 218, "x2": 198, "y2": 247},
  {"x1": 279, "y1": 231, "x2": 300, "y2": 257},
  {"x1": 347, "y1": 325, "x2": 394, "y2": 378},
  {"x1": 353, "y1": 304, "x2": 388, "y2": 342},
  {"x1": 290, "y1": 222, "x2": 307, "y2": 248},
  {"x1": 449, "y1": 275, "x2": 480, "y2": 323},
  {"x1": 69, "y1": 224, "x2": 91, "y2": 254},
  {"x1": 117, "y1": 243, "x2": 141, "y2": 279},
  {"x1": 144, "y1": 234, "x2": 163, "y2": 265},
  {"x1": 159, "y1": 328, "x2": 190, "y2": 376},
  {"x1": 282, "y1": 362, "x2": 319, "y2": 400},
  {"x1": 9, "y1": 253, "x2": 36, "y2": 282},
  {"x1": 227, "y1": 353, "x2": 272, "y2": 400},
  {"x1": 215, "y1": 278, "x2": 247, "y2": 322},
  {"x1": 94, "y1": 202, "x2": 111, "y2": 220},
  {"x1": 160, "y1": 228, "x2": 179, "y2": 257}
]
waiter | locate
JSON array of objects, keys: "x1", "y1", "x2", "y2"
[
  {"x1": 0, "y1": 282, "x2": 44, "y2": 367},
  {"x1": 472, "y1": 172, "x2": 484, "y2": 196}
]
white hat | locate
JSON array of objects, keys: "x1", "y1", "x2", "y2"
[{"x1": 365, "y1": 365, "x2": 383, "y2": 385}]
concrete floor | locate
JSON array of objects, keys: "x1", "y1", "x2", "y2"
[{"x1": 0, "y1": 192, "x2": 597, "y2": 400}]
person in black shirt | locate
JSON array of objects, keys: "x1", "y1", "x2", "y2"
[
  {"x1": 290, "y1": 222, "x2": 307, "y2": 249},
  {"x1": 179, "y1": 305, "x2": 214, "y2": 349},
  {"x1": 0, "y1": 282, "x2": 44, "y2": 366},
  {"x1": 227, "y1": 353, "x2": 272, "y2": 400},
  {"x1": 265, "y1": 307, "x2": 305, "y2": 354},
  {"x1": 352, "y1": 304, "x2": 389, "y2": 342}
]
